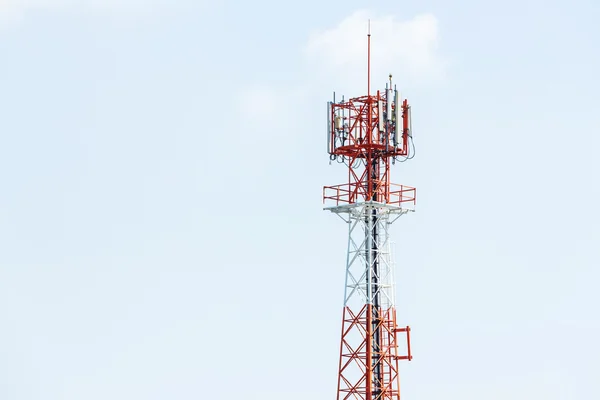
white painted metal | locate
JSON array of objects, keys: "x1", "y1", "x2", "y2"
[{"x1": 325, "y1": 202, "x2": 414, "y2": 309}]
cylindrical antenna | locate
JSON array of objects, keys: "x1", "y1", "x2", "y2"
[
  {"x1": 367, "y1": 19, "x2": 371, "y2": 96},
  {"x1": 386, "y1": 74, "x2": 392, "y2": 122},
  {"x1": 394, "y1": 90, "x2": 400, "y2": 147},
  {"x1": 327, "y1": 101, "x2": 332, "y2": 152}
]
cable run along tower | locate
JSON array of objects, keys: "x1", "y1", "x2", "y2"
[{"x1": 323, "y1": 26, "x2": 416, "y2": 400}]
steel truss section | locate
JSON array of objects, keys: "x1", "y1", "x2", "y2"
[{"x1": 325, "y1": 202, "x2": 413, "y2": 400}]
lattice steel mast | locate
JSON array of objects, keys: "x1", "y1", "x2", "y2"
[{"x1": 323, "y1": 25, "x2": 417, "y2": 400}]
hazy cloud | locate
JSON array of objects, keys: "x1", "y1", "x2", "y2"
[
  {"x1": 240, "y1": 10, "x2": 446, "y2": 131},
  {"x1": 304, "y1": 10, "x2": 446, "y2": 88}
]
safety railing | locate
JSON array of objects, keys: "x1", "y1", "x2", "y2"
[
  {"x1": 323, "y1": 182, "x2": 416, "y2": 206},
  {"x1": 388, "y1": 183, "x2": 416, "y2": 207}
]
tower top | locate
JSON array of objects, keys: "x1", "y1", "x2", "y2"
[{"x1": 323, "y1": 27, "x2": 416, "y2": 207}]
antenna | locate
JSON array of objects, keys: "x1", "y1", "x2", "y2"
[{"x1": 367, "y1": 19, "x2": 371, "y2": 96}]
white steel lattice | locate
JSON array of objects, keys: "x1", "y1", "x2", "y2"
[{"x1": 327, "y1": 201, "x2": 413, "y2": 310}]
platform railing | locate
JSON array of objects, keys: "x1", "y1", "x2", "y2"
[{"x1": 323, "y1": 182, "x2": 416, "y2": 206}]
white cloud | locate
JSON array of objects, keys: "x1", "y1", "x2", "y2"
[
  {"x1": 304, "y1": 10, "x2": 447, "y2": 88},
  {"x1": 240, "y1": 10, "x2": 447, "y2": 135}
]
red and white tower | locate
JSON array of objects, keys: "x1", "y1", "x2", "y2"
[{"x1": 323, "y1": 28, "x2": 416, "y2": 400}]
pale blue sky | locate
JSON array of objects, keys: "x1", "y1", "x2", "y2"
[{"x1": 0, "y1": 0, "x2": 598, "y2": 399}]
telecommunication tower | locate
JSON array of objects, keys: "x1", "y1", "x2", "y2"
[{"x1": 323, "y1": 26, "x2": 416, "y2": 400}]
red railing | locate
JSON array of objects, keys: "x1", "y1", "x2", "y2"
[
  {"x1": 388, "y1": 183, "x2": 417, "y2": 206},
  {"x1": 323, "y1": 182, "x2": 416, "y2": 206}
]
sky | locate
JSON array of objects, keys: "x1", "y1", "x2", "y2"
[{"x1": 0, "y1": 0, "x2": 599, "y2": 399}]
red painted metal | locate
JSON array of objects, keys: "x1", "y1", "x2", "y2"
[
  {"x1": 337, "y1": 306, "x2": 409, "y2": 400},
  {"x1": 323, "y1": 183, "x2": 416, "y2": 207},
  {"x1": 323, "y1": 80, "x2": 413, "y2": 206}
]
